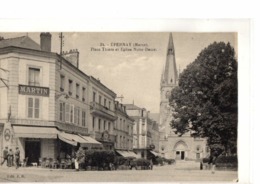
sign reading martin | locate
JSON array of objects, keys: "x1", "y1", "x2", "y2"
[{"x1": 18, "y1": 85, "x2": 50, "y2": 97}]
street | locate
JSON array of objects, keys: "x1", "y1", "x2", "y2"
[{"x1": 0, "y1": 164, "x2": 238, "y2": 182}]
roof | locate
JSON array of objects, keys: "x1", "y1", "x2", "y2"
[
  {"x1": 124, "y1": 104, "x2": 144, "y2": 110},
  {"x1": 0, "y1": 36, "x2": 41, "y2": 50}
]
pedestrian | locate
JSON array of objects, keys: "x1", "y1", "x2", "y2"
[
  {"x1": 208, "y1": 151, "x2": 218, "y2": 174},
  {"x1": 149, "y1": 159, "x2": 153, "y2": 170},
  {"x1": 75, "y1": 147, "x2": 85, "y2": 171},
  {"x1": 7, "y1": 148, "x2": 14, "y2": 167},
  {"x1": 14, "y1": 147, "x2": 20, "y2": 169},
  {"x1": 1, "y1": 146, "x2": 8, "y2": 166}
]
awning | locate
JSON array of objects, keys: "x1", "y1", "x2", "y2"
[
  {"x1": 127, "y1": 151, "x2": 140, "y2": 158},
  {"x1": 58, "y1": 131, "x2": 102, "y2": 147},
  {"x1": 58, "y1": 131, "x2": 78, "y2": 146},
  {"x1": 13, "y1": 126, "x2": 58, "y2": 139},
  {"x1": 116, "y1": 150, "x2": 139, "y2": 158},
  {"x1": 149, "y1": 150, "x2": 159, "y2": 157},
  {"x1": 78, "y1": 135, "x2": 102, "y2": 147},
  {"x1": 116, "y1": 150, "x2": 129, "y2": 157}
]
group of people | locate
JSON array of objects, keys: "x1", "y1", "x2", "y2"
[{"x1": 1, "y1": 146, "x2": 20, "y2": 169}]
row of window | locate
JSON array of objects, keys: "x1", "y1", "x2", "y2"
[
  {"x1": 92, "y1": 116, "x2": 112, "y2": 132},
  {"x1": 115, "y1": 118, "x2": 133, "y2": 135},
  {"x1": 116, "y1": 136, "x2": 133, "y2": 149},
  {"x1": 60, "y1": 75, "x2": 86, "y2": 101},
  {"x1": 92, "y1": 92, "x2": 112, "y2": 110},
  {"x1": 59, "y1": 102, "x2": 86, "y2": 127}
]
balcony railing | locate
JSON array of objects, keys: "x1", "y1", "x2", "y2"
[{"x1": 90, "y1": 101, "x2": 117, "y2": 121}]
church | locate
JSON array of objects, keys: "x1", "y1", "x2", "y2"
[{"x1": 159, "y1": 33, "x2": 208, "y2": 161}]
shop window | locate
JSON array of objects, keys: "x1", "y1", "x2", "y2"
[
  {"x1": 28, "y1": 97, "x2": 40, "y2": 118},
  {"x1": 28, "y1": 68, "x2": 40, "y2": 86}
]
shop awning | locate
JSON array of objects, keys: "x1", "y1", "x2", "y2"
[
  {"x1": 58, "y1": 131, "x2": 78, "y2": 146},
  {"x1": 116, "y1": 150, "x2": 139, "y2": 158},
  {"x1": 116, "y1": 150, "x2": 129, "y2": 157},
  {"x1": 58, "y1": 132, "x2": 102, "y2": 147},
  {"x1": 149, "y1": 150, "x2": 159, "y2": 157},
  {"x1": 78, "y1": 135, "x2": 102, "y2": 147},
  {"x1": 13, "y1": 126, "x2": 58, "y2": 139},
  {"x1": 127, "y1": 151, "x2": 140, "y2": 158}
]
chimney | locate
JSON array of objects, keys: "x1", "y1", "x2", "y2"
[
  {"x1": 62, "y1": 49, "x2": 79, "y2": 68},
  {"x1": 40, "y1": 32, "x2": 52, "y2": 52}
]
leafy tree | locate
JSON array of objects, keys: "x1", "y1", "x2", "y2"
[{"x1": 170, "y1": 42, "x2": 237, "y2": 154}]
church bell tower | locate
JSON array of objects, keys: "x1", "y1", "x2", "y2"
[{"x1": 159, "y1": 33, "x2": 178, "y2": 138}]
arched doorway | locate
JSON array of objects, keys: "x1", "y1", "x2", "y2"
[{"x1": 173, "y1": 141, "x2": 188, "y2": 160}]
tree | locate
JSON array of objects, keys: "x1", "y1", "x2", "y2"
[{"x1": 170, "y1": 42, "x2": 237, "y2": 154}]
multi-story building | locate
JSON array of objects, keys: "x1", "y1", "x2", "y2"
[
  {"x1": 88, "y1": 76, "x2": 118, "y2": 150},
  {"x1": 114, "y1": 101, "x2": 137, "y2": 157},
  {"x1": 0, "y1": 33, "x2": 101, "y2": 165},
  {"x1": 124, "y1": 104, "x2": 159, "y2": 159},
  {"x1": 159, "y1": 33, "x2": 208, "y2": 161}
]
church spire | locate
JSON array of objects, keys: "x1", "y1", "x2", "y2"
[{"x1": 163, "y1": 33, "x2": 178, "y2": 85}]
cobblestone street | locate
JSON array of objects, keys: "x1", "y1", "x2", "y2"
[{"x1": 0, "y1": 164, "x2": 238, "y2": 182}]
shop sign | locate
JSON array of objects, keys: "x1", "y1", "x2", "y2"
[{"x1": 18, "y1": 85, "x2": 49, "y2": 97}]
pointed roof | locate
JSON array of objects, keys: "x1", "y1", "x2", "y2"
[
  {"x1": 167, "y1": 33, "x2": 174, "y2": 55},
  {"x1": 0, "y1": 36, "x2": 41, "y2": 50},
  {"x1": 162, "y1": 33, "x2": 178, "y2": 85}
]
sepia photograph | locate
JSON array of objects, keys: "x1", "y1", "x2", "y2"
[{"x1": 0, "y1": 31, "x2": 240, "y2": 182}]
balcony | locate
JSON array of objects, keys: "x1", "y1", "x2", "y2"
[{"x1": 90, "y1": 101, "x2": 117, "y2": 121}]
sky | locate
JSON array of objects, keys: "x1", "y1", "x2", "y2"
[{"x1": 0, "y1": 32, "x2": 237, "y2": 113}]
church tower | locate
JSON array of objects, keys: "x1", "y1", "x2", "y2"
[
  {"x1": 159, "y1": 33, "x2": 178, "y2": 137},
  {"x1": 158, "y1": 33, "x2": 207, "y2": 161}
]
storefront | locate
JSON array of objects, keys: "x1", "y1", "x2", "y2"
[{"x1": 12, "y1": 125, "x2": 102, "y2": 165}]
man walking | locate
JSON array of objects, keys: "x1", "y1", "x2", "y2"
[
  {"x1": 1, "y1": 147, "x2": 8, "y2": 166},
  {"x1": 14, "y1": 147, "x2": 20, "y2": 169}
]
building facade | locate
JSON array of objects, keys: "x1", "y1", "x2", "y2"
[
  {"x1": 159, "y1": 33, "x2": 208, "y2": 161},
  {"x1": 88, "y1": 76, "x2": 117, "y2": 150},
  {"x1": 125, "y1": 104, "x2": 159, "y2": 159},
  {"x1": 114, "y1": 101, "x2": 134, "y2": 151},
  {"x1": 0, "y1": 33, "x2": 102, "y2": 165}
]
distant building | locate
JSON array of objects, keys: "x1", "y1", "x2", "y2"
[
  {"x1": 125, "y1": 104, "x2": 160, "y2": 159},
  {"x1": 159, "y1": 33, "x2": 208, "y2": 161}
]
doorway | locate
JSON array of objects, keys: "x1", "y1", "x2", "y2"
[
  {"x1": 181, "y1": 151, "x2": 185, "y2": 160},
  {"x1": 25, "y1": 140, "x2": 41, "y2": 165}
]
